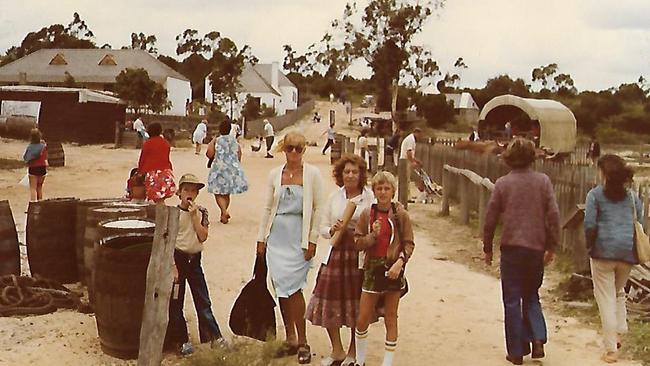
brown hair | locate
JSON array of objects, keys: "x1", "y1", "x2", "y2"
[
  {"x1": 29, "y1": 128, "x2": 42, "y2": 144},
  {"x1": 598, "y1": 154, "x2": 634, "y2": 201},
  {"x1": 332, "y1": 154, "x2": 367, "y2": 190},
  {"x1": 502, "y1": 137, "x2": 536, "y2": 169}
]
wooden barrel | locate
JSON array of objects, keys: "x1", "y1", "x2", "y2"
[
  {"x1": 98, "y1": 218, "x2": 155, "y2": 239},
  {"x1": 47, "y1": 142, "x2": 65, "y2": 167},
  {"x1": 95, "y1": 233, "x2": 153, "y2": 359},
  {"x1": 121, "y1": 130, "x2": 140, "y2": 149},
  {"x1": 106, "y1": 201, "x2": 155, "y2": 220},
  {"x1": 26, "y1": 198, "x2": 79, "y2": 283},
  {"x1": 84, "y1": 206, "x2": 146, "y2": 302},
  {"x1": 0, "y1": 200, "x2": 20, "y2": 276},
  {"x1": 75, "y1": 198, "x2": 126, "y2": 285}
]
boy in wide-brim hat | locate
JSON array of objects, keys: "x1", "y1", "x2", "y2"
[{"x1": 165, "y1": 173, "x2": 227, "y2": 355}]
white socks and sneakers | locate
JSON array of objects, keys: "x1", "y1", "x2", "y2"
[{"x1": 354, "y1": 328, "x2": 397, "y2": 366}]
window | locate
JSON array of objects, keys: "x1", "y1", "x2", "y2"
[
  {"x1": 49, "y1": 53, "x2": 67, "y2": 65},
  {"x1": 98, "y1": 54, "x2": 117, "y2": 66}
]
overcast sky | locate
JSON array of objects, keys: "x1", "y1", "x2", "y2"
[{"x1": 1, "y1": 0, "x2": 649, "y2": 92}]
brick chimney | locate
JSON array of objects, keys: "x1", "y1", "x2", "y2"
[{"x1": 271, "y1": 62, "x2": 279, "y2": 91}]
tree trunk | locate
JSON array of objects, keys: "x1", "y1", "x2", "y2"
[{"x1": 391, "y1": 79, "x2": 399, "y2": 132}]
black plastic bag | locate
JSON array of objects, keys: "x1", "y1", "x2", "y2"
[{"x1": 229, "y1": 255, "x2": 276, "y2": 341}]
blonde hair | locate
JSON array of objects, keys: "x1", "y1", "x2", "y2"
[
  {"x1": 370, "y1": 171, "x2": 397, "y2": 192},
  {"x1": 275, "y1": 132, "x2": 307, "y2": 153}
]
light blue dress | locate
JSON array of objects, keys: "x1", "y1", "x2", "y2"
[
  {"x1": 266, "y1": 185, "x2": 311, "y2": 298},
  {"x1": 207, "y1": 135, "x2": 248, "y2": 195}
]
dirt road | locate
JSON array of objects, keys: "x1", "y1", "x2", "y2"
[{"x1": 0, "y1": 102, "x2": 640, "y2": 365}]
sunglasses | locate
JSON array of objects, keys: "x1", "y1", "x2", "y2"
[{"x1": 285, "y1": 145, "x2": 304, "y2": 153}]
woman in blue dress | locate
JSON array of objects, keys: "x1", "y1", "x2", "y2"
[
  {"x1": 257, "y1": 132, "x2": 325, "y2": 364},
  {"x1": 207, "y1": 121, "x2": 248, "y2": 224}
]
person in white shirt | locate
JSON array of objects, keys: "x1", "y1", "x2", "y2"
[
  {"x1": 399, "y1": 128, "x2": 423, "y2": 202},
  {"x1": 230, "y1": 122, "x2": 241, "y2": 140},
  {"x1": 192, "y1": 120, "x2": 208, "y2": 155},
  {"x1": 399, "y1": 128, "x2": 422, "y2": 167},
  {"x1": 264, "y1": 119, "x2": 275, "y2": 159},
  {"x1": 358, "y1": 129, "x2": 369, "y2": 161},
  {"x1": 133, "y1": 116, "x2": 149, "y2": 140}
]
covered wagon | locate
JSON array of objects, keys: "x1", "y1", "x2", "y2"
[{"x1": 478, "y1": 94, "x2": 577, "y2": 154}]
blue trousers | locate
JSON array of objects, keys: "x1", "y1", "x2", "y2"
[
  {"x1": 500, "y1": 246, "x2": 548, "y2": 357},
  {"x1": 166, "y1": 250, "x2": 222, "y2": 345}
]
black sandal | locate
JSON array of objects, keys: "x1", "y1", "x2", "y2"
[
  {"x1": 297, "y1": 344, "x2": 312, "y2": 364},
  {"x1": 274, "y1": 342, "x2": 299, "y2": 358}
]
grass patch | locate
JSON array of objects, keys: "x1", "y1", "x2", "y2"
[
  {"x1": 627, "y1": 322, "x2": 650, "y2": 365},
  {"x1": 184, "y1": 339, "x2": 289, "y2": 366},
  {"x1": 0, "y1": 158, "x2": 24, "y2": 170}
]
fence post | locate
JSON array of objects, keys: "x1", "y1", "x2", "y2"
[
  {"x1": 460, "y1": 175, "x2": 470, "y2": 225},
  {"x1": 138, "y1": 205, "x2": 180, "y2": 366},
  {"x1": 441, "y1": 168, "x2": 450, "y2": 216},
  {"x1": 478, "y1": 185, "x2": 489, "y2": 237},
  {"x1": 398, "y1": 158, "x2": 409, "y2": 209}
]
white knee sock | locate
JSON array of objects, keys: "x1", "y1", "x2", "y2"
[
  {"x1": 355, "y1": 328, "x2": 369, "y2": 365},
  {"x1": 382, "y1": 339, "x2": 397, "y2": 366}
]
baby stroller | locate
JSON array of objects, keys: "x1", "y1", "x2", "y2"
[
  {"x1": 251, "y1": 137, "x2": 263, "y2": 152},
  {"x1": 413, "y1": 168, "x2": 442, "y2": 204}
]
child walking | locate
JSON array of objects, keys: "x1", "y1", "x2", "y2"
[
  {"x1": 354, "y1": 171, "x2": 415, "y2": 366},
  {"x1": 165, "y1": 173, "x2": 226, "y2": 355}
]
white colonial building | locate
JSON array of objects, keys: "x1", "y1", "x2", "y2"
[
  {"x1": 0, "y1": 48, "x2": 191, "y2": 116},
  {"x1": 206, "y1": 62, "x2": 298, "y2": 119}
]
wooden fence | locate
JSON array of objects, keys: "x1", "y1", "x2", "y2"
[{"x1": 414, "y1": 143, "x2": 650, "y2": 272}]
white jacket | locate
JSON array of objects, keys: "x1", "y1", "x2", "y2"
[
  {"x1": 319, "y1": 186, "x2": 375, "y2": 264},
  {"x1": 257, "y1": 163, "x2": 325, "y2": 249}
]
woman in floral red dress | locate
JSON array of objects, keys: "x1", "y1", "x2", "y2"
[{"x1": 138, "y1": 122, "x2": 176, "y2": 203}]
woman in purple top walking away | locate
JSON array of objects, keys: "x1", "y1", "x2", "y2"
[{"x1": 482, "y1": 138, "x2": 561, "y2": 365}]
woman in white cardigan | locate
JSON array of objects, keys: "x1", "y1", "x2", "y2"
[{"x1": 257, "y1": 132, "x2": 325, "y2": 364}]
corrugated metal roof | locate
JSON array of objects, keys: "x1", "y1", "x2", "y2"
[
  {"x1": 0, "y1": 49, "x2": 189, "y2": 84},
  {"x1": 0, "y1": 85, "x2": 125, "y2": 104},
  {"x1": 237, "y1": 63, "x2": 296, "y2": 96}
]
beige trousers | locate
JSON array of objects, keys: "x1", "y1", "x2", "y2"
[{"x1": 590, "y1": 258, "x2": 633, "y2": 352}]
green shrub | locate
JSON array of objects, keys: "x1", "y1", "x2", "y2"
[{"x1": 595, "y1": 126, "x2": 646, "y2": 145}]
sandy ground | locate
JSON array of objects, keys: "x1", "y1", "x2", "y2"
[{"x1": 0, "y1": 101, "x2": 642, "y2": 365}]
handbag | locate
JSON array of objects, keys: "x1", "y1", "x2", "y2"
[
  {"x1": 631, "y1": 192, "x2": 650, "y2": 264},
  {"x1": 229, "y1": 255, "x2": 277, "y2": 341}
]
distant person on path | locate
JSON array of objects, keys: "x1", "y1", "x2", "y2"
[
  {"x1": 385, "y1": 128, "x2": 401, "y2": 168},
  {"x1": 314, "y1": 112, "x2": 321, "y2": 123},
  {"x1": 230, "y1": 120, "x2": 241, "y2": 140},
  {"x1": 257, "y1": 132, "x2": 324, "y2": 364},
  {"x1": 137, "y1": 122, "x2": 176, "y2": 203},
  {"x1": 306, "y1": 154, "x2": 374, "y2": 366},
  {"x1": 165, "y1": 173, "x2": 227, "y2": 355},
  {"x1": 133, "y1": 116, "x2": 148, "y2": 140},
  {"x1": 483, "y1": 138, "x2": 560, "y2": 365},
  {"x1": 469, "y1": 127, "x2": 480, "y2": 141},
  {"x1": 264, "y1": 119, "x2": 275, "y2": 159},
  {"x1": 505, "y1": 121, "x2": 512, "y2": 140},
  {"x1": 206, "y1": 121, "x2": 248, "y2": 224},
  {"x1": 587, "y1": 137, "x2": 601, "y2": 165},
  {"x1": 322, "y1": 122, "x2": 336, "y2": 155},
  {"x1": 584, "y1": 155, "x2": 640, "y2": 363},
  {"x1": 399, "y1": 128, "x2": 423, "y2": 201},
  {"x1": 23, "y1": 128, "x2": 48, "y2": 202},
  {"x1": 354, "y1": 171, "x2": 415, "y2": 366},
  {"x1": 358, "y1": 129, "x2": 369, "y2": 161},
  {"x1": 192, "y1": 119, "x2": 208, "y2": 155}
]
